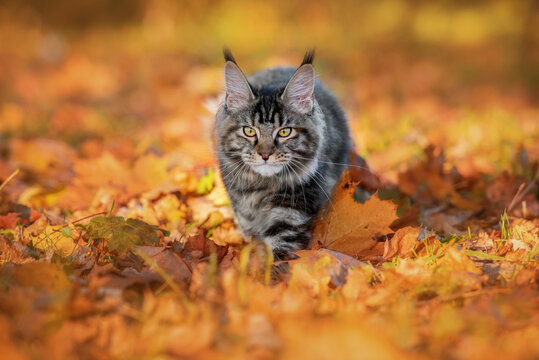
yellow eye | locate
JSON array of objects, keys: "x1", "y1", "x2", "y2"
[
  {"x1": 243, "y1": 126, "x2": 256, "y2": 137},
  {"x1": 278, "y1": 128, "x2": 292, "y2": 137}
]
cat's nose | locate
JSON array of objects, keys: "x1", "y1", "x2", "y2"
[{"x1": 258, "y1": 151, "x2": 273, "y2": 161}]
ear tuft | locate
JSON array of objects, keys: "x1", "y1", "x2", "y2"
[
  {"x1": 224, "y1": 61, "x2": 254, "y2": 112},
  {"x1": 223, "y1": 47, "x2": 237, "y2": 64},
  {"x1": 281, "y1": 64, "x2": 315, "y2": 114},
  {"x1": 301, "y1": 49, "x2": 315, "y2": 66}
]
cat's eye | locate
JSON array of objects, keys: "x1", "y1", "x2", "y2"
[
  {"x1": 278, "y1": 128, "x2": 292, "y2": 137},
  {"x1": 243, "y1": 126, "x2": 256, "y2": 137}
]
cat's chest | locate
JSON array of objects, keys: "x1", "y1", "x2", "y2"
[{"x1": 231, "y1": 187, "x2": 272, "y2": 210}]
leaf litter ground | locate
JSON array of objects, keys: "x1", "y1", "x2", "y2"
[{"x1": 0, "y1": 15, "x2": 538, "y2": 360}]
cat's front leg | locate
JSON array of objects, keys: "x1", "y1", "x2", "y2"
[{"x1": 259, "y1": 207, "x2": 313, "y2": 260}]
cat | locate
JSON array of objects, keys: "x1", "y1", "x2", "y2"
[{"x1": 215, "y1": 49, "x2": 351, "y2": 259}]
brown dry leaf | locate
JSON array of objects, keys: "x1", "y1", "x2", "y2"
[
  {"x1": 423, "y1": 211, "x2": 466, "y2": 234},
  {"x1": 486, "y1": 171, "x2": 524, "y2": 209},
  {"x1": 313, "y1": 171, "x2": 398, "y2": 258},
  {"x1": 348, "y1": 151, "x2": 382, "y2": 191},
  {"x1": 182, "y1": 232, "x2": 229, "y2": 262},
  {"x1": 0, "y1": 236, "x2": 34, "y2": 264},
  {"x1": 397, "y1": 145, "x2": 456, "y2": 201},
  {"x1": 144, "y1": 247, "x2": 192, "y2": 284},
  {"x1": 383, "y1": 226, "x2": 421, "y2": 260},
  {"x1": 425, "y1": 171, "x2": 453, "y2": 199}
]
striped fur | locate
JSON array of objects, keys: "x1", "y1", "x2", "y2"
[{"x1": 215, "y1": 51, "x2": 351, "y2": 259}]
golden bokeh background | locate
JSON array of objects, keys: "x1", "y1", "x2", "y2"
[{"x1": 1, "y1": 0, "x2": 537, "y2": 178}]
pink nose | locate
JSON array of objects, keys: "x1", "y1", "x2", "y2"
[{"x1": 259, "y1": 152, "x2": 273, "y2": 161}]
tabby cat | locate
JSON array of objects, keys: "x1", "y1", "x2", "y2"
[{"x1": 215, "y1": 49, "x2": 351, "y2": 259}]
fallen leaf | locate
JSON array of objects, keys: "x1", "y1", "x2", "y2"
[
  {"x1": 0, "y1": 213, "x2": 19, "y2": 229},
  {"x1": 137, "y1": 246, "x2": 192, "y2": 284},
  {"x1": 196, "y1": 168, "x2": 215, "y2": 195},
  {"x1": 207, "y1": 169, "x2": 230, "y2": 206},
  {"x1": 30, "y1": 225, "x2": 75, "y2": 257},
  {"x1": 486, "y1": 171, "x2": 524, "y2": 209},
  {"x1": 442, "y1": 247, "x2": 482, "y2": 274},
  {"x1": 313, "y1": 171, "x2": 398, "y2": 258},
  {"x1": 86, "y1": 216, "x2": 166, "y2": 254},
  {"x1": 423, "y1": 211, "x2": 467, "y2": 234},
  {"x1": 74, "y1": 152, "x2": 130, "y2": 188},
  {"x1": 210, "y1": 219, "x2": 243, "y2": 246},
  {"x1": 129, "y1": 154, "x2": 169, "y2": 194},
  {"x1": 383, "y1": 226, "x2": 421, "y2": 259}
]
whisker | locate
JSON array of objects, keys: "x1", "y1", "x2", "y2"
[
  {"x1": 221, "y1": 160, "x2": 244, "y2": 182},
  {"x1": 291, "y1": 159, "x2": 335, "y2": 212},
  {"x1": 291, "y1": 154, "x2": 371, "y2": 171},
  {"x1": 287, "y1": 163, "x2": 307, "y2": 212},
  {"x1": 176, "y1": 149, "x2": 244, "y2": 155}
]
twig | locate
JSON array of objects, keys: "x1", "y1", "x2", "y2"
[
  {"x1": 70, "y1": 212, "x2": 108, "y2": 225},
  {"x1": 508, "y1": 170, "x2": 538, "y2": 212},
  {"x1": 0, "y1": 168, "x2": 20, "y2": 192}
]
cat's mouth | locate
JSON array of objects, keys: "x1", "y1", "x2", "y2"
[{"x1": 249, "y1": 163, "x2": 284, "y2": 177}]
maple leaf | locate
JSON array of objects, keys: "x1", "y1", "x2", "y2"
[
  {"x1": 86, "y1": 216, "x2": 168, "y2": 254},
  {"x1": 313, "y1": 171, "x2": 398, "y2": 258}
]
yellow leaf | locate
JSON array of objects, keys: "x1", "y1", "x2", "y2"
[
  {"x1": 154, "y1": 194, "x2": 186, "y2": 223},
  {"x1": 31, "y1": 225, "x2": 75, "y2": 257},
  {"x1": 207, "y1": 169, "x2": 230, "y2": 206},
  {"x1": 210, "y1": 220, "x2": 243, "y2": 246}
]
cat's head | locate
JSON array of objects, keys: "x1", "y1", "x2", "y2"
[{"x1": 217, "y1": 49, "x2": 324, "y2": 181}]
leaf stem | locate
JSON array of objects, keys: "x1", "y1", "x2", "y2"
[{"x1": 0, "y1": 168, "x2": 20, "y2": 192}]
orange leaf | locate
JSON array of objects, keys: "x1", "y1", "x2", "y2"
[
  {"x1": 0, "y1": 213, "x2": 19, "y2": 229},
  {"x1": 313, "y1": 171, "x2": 398, "y2": 258},
  {"x1": 383, "y1": 226, "x2": 421, "y2": 260}
]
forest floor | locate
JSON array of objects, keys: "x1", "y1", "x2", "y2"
[{"x1": 0, "y1": 18, "x2": 538, "y2": 360}]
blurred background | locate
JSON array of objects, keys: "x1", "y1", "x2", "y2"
[{"x1": 0, "y1": 0, "x2": 537, "y2": 182}]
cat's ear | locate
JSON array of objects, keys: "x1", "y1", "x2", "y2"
[
  {"x1": 281, "y1": 52, "x2": 315, "y2": 114},
  {"x1": 224, "y1": 60, "x2": 255, "y2": 112}
]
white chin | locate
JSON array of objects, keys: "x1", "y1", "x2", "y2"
[{"x1": 251, "y1": 164, "x2": 283, "y2": 177}]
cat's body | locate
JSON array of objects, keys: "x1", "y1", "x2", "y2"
[{"x1": 215, "y1": 51, "x2": 351, "y2": 258}]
